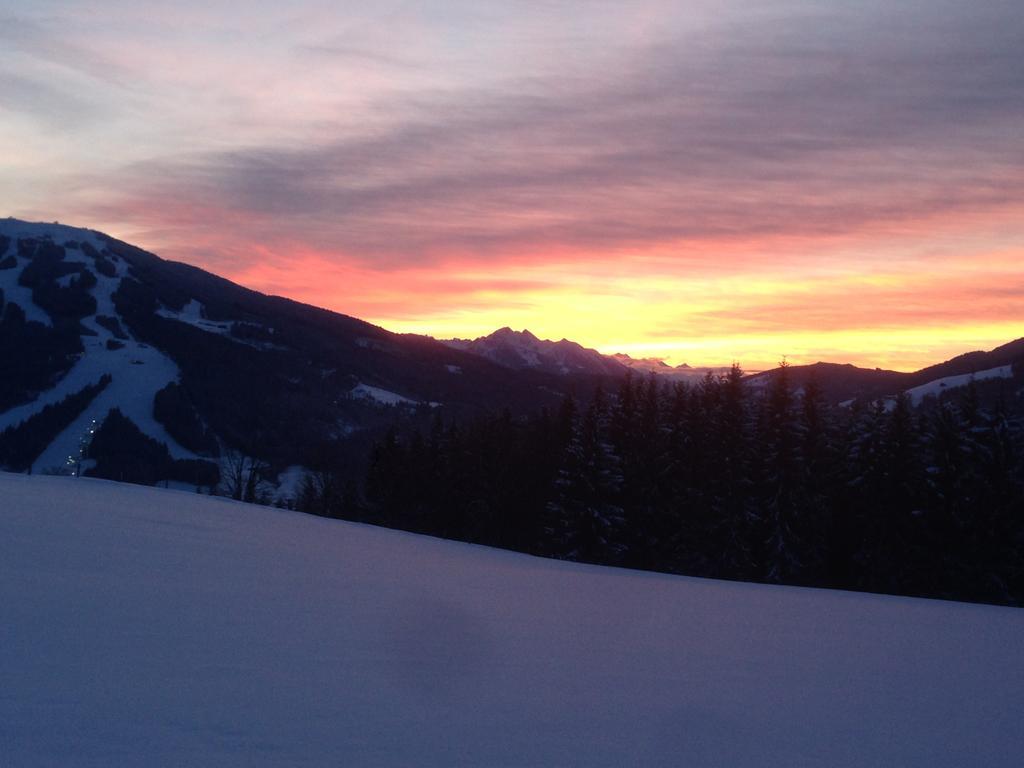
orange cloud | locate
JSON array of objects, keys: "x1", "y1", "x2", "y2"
[
  {"x1": 12, "y1": 1, "x2": 1022, "y2": 372},
  {"x1": 172, "y1": 225, "x2": 1024, "y2": 373}
]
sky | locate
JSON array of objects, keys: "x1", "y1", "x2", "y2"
[{"x1": 2, "y1": 0, "x2": 1023, "y2": 371}]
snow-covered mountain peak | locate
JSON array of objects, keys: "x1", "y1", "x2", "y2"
[
  {"x1": 441, "y1": 327, "x2": 627, "y2": 377},
  {"x1": 610, "y1": 353, "x2": 732, "y2": 381},
  {"x1": 0, "y1": 216, "x2": 106, "y2": 249},
  {"x1": 444, "y1": 329, "x2": 739, "y2": 381},
  {"x1": 0, "y1": 219, "x2": 196, "y2": 472},
  {"x1": 612, "y1": 352, "x2": 674, "y2": 369},
  {"x1": 491, "y1": 326, "x2": 536, "y2": 341}
]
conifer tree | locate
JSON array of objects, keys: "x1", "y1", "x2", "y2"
[
  {"x1": 759, "y1": 360, "x2": 802, "y2": 582},
  {"x1": 544, "y1": 391, "x2": 626, "y2": 564}
]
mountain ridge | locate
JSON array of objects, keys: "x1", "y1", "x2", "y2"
[
  {"x1": 0, "y1": 218, "x2": 610, "y2": 485},
  {"x1": 3, "y1": 217, "x2": 1023, "y2": 487},
  {"x1": 444, "y1": 321, "x2": 1024, "y2": 400},
  {"x1": 442, "y1": 326, "x2": 628, "y2": 377}
]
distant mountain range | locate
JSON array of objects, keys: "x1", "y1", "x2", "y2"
[
  {"x1": 609, "y1": 353, "x2": 736, "y2": 381},
  {"x1": 747, "y1": 338, "x2": 1024, "y2": 405},
  {"x1": 442, "y1": 328, "x2": 735, "y2": 380},
  {"x1": 1, "y1": 217, "x2": 1022, "y2": 490},
  {"x1": 442, "y1": 326, "x2": 1023, "y2": 405},
  {"x1": 442, "y1": 327, "x2": 627, "y2": 377}
]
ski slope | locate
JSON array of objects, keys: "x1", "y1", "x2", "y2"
[
  {"x1": 0, "y1": 219, "x2": 197, "y2": 470},
  {"x1": 350, "y1": 382, "x2": 418, "y2": 406},
  {"x1": 906, "y1": 364, "x2": 1015, "y2": 405},
  {"x1": 2, "y1": 472, "x2": 1022, "y2": 767}
]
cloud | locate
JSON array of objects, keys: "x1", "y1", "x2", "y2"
[
  {"x1": 669, "y1": 273, "x2": 1024, "y2": 335},
  {"x1": 294, "y1": 42, "x2": 418, "y2": 72},
  {"x1": 65, "y1": 0, "x2": 1023, "y2": 273},
  {"x1": 0, "y1": 73, "x2": 105, "y2": 128},
  {"x1": 0, "y1": 15, "x2": 132, "y2": 86},
  {"x1": 7, "y1": 0, "x2": 1023, "y2": 367}
]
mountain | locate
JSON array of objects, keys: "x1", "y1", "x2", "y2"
[
  {"x1": 441, "y1": 328, "x2": 740, "y2": 381},
  {"x1": 5, "y1": 471, "x2": 1023, "y2": 767},
  {"x1": 610, "y1": 352, "x2": 735, "y2": 381},
  {"x1": 442, "y1": 327, "x2": 628, "y2": 377},
  {"x1": 3, "y1": 216, "x2": 1021, "y2": 489},
  {"x1": 907, "y1": 337, "x2": 1024, "y2": 388},
  {"x1": 0, "y1": 218, "x2": 612, "y2": 487},
  {"x1": 744, "y1": 362, "x2": 914, "y2": 404},
  {"x1": 746, "y1": 349, "x2": 1024, "y2": 406},
  {"x1": 448, "y1": 325, "x2": 1024, "y2": 407}
]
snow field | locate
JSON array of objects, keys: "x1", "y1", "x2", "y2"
[
  {"x1": 906, "y1": 365, "x2": 1014, "y2": 406},
  {"x1": 2, "y1": 472, "x2": 1022, "y2": 767},
  {"x1": 350, "y1": 383, "x2": 418, "y2": 406}
]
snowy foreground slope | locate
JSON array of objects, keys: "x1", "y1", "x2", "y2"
[{"x1": 2, "y1": 473, "x2": 1022, "y2": 767}]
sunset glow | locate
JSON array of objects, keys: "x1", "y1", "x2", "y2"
[{"x1": 3, "y1": 1, "x2": 1022, "y2": 370}]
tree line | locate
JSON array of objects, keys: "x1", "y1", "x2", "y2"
[{"x1": 298, "y1": 365, "x2": 1024, "y2": 606}]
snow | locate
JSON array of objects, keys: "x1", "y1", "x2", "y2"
[
  {"x1": 2, "y1": 472, "x2": 1022, "y2": 767},
  {"x1": 0, "y1": 217, "x2": 105, "y2": 248},
  {"x1": 444, "y1": 328, "x2": 616, "y2": 375},
  {"x1": 906, "y1": 365, "x2": 1014, "y2": 406},
  {"x1": 273, "y1": 464, "x2": 308, "y2": 506},
  {"x1": 156, "y1": 299, "x2": 233, "y2": 336},
  {"x1": 79, "y1": 248, "x2": 128, "y2": 332},
  {"x1": 0, "y1": 333, "x2": 197, "y2": 471},
  {"x1": 519, "y1": 347, "x2": 543, "y2": 367},
  {"x1": 349, "y1": 383, "x2": 417, "y2": 406},
  {"x1": 156, "y1": 301, "x2": 287, "y2": 351},
  {"x1": 354, "y1": 336, "x2": 386, "y2": 351},
  {"x1": 611, "y1": 354, "x2": 740, "y2": 382},
  {"x1": 0, "y1": 220, "x2": 196, "y2": 469},
  {"x1": 0, "y1": 269, "x2": 52, "y2": 326},
  {"x1": 0, "y1": 234, "x2": 53, "y2": 326}
]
